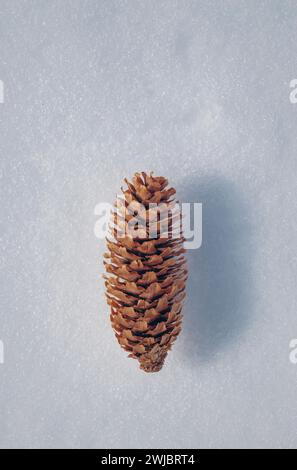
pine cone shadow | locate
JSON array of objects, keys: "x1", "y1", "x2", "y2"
[{"x1": 179, "y1": 174, "x2": 254, "y2": 362}]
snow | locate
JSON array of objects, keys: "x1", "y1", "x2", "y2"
[{"x1": 1, "y1": 0, "x2": 297, "y2": 449}]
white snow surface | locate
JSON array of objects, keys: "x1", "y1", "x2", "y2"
[{"x1": 1, "y1": 0, "x2": 297, "y2": 449}]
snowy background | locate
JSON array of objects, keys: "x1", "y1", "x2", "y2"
[{"x1": 1, "y1": 0, "x2": 297, "y2": 449}]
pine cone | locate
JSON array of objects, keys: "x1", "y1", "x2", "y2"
[{"x1": 104, "y1": 172, "x2": 187, "y2": 372}]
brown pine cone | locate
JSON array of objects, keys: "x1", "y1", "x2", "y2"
[{"x1": 104, "y1": 172, "x2": 187, "y2": 372}]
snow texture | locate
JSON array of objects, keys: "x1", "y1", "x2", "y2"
[{"x1": 1, "y1": 0, "x2": 297, "y2": 449}]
